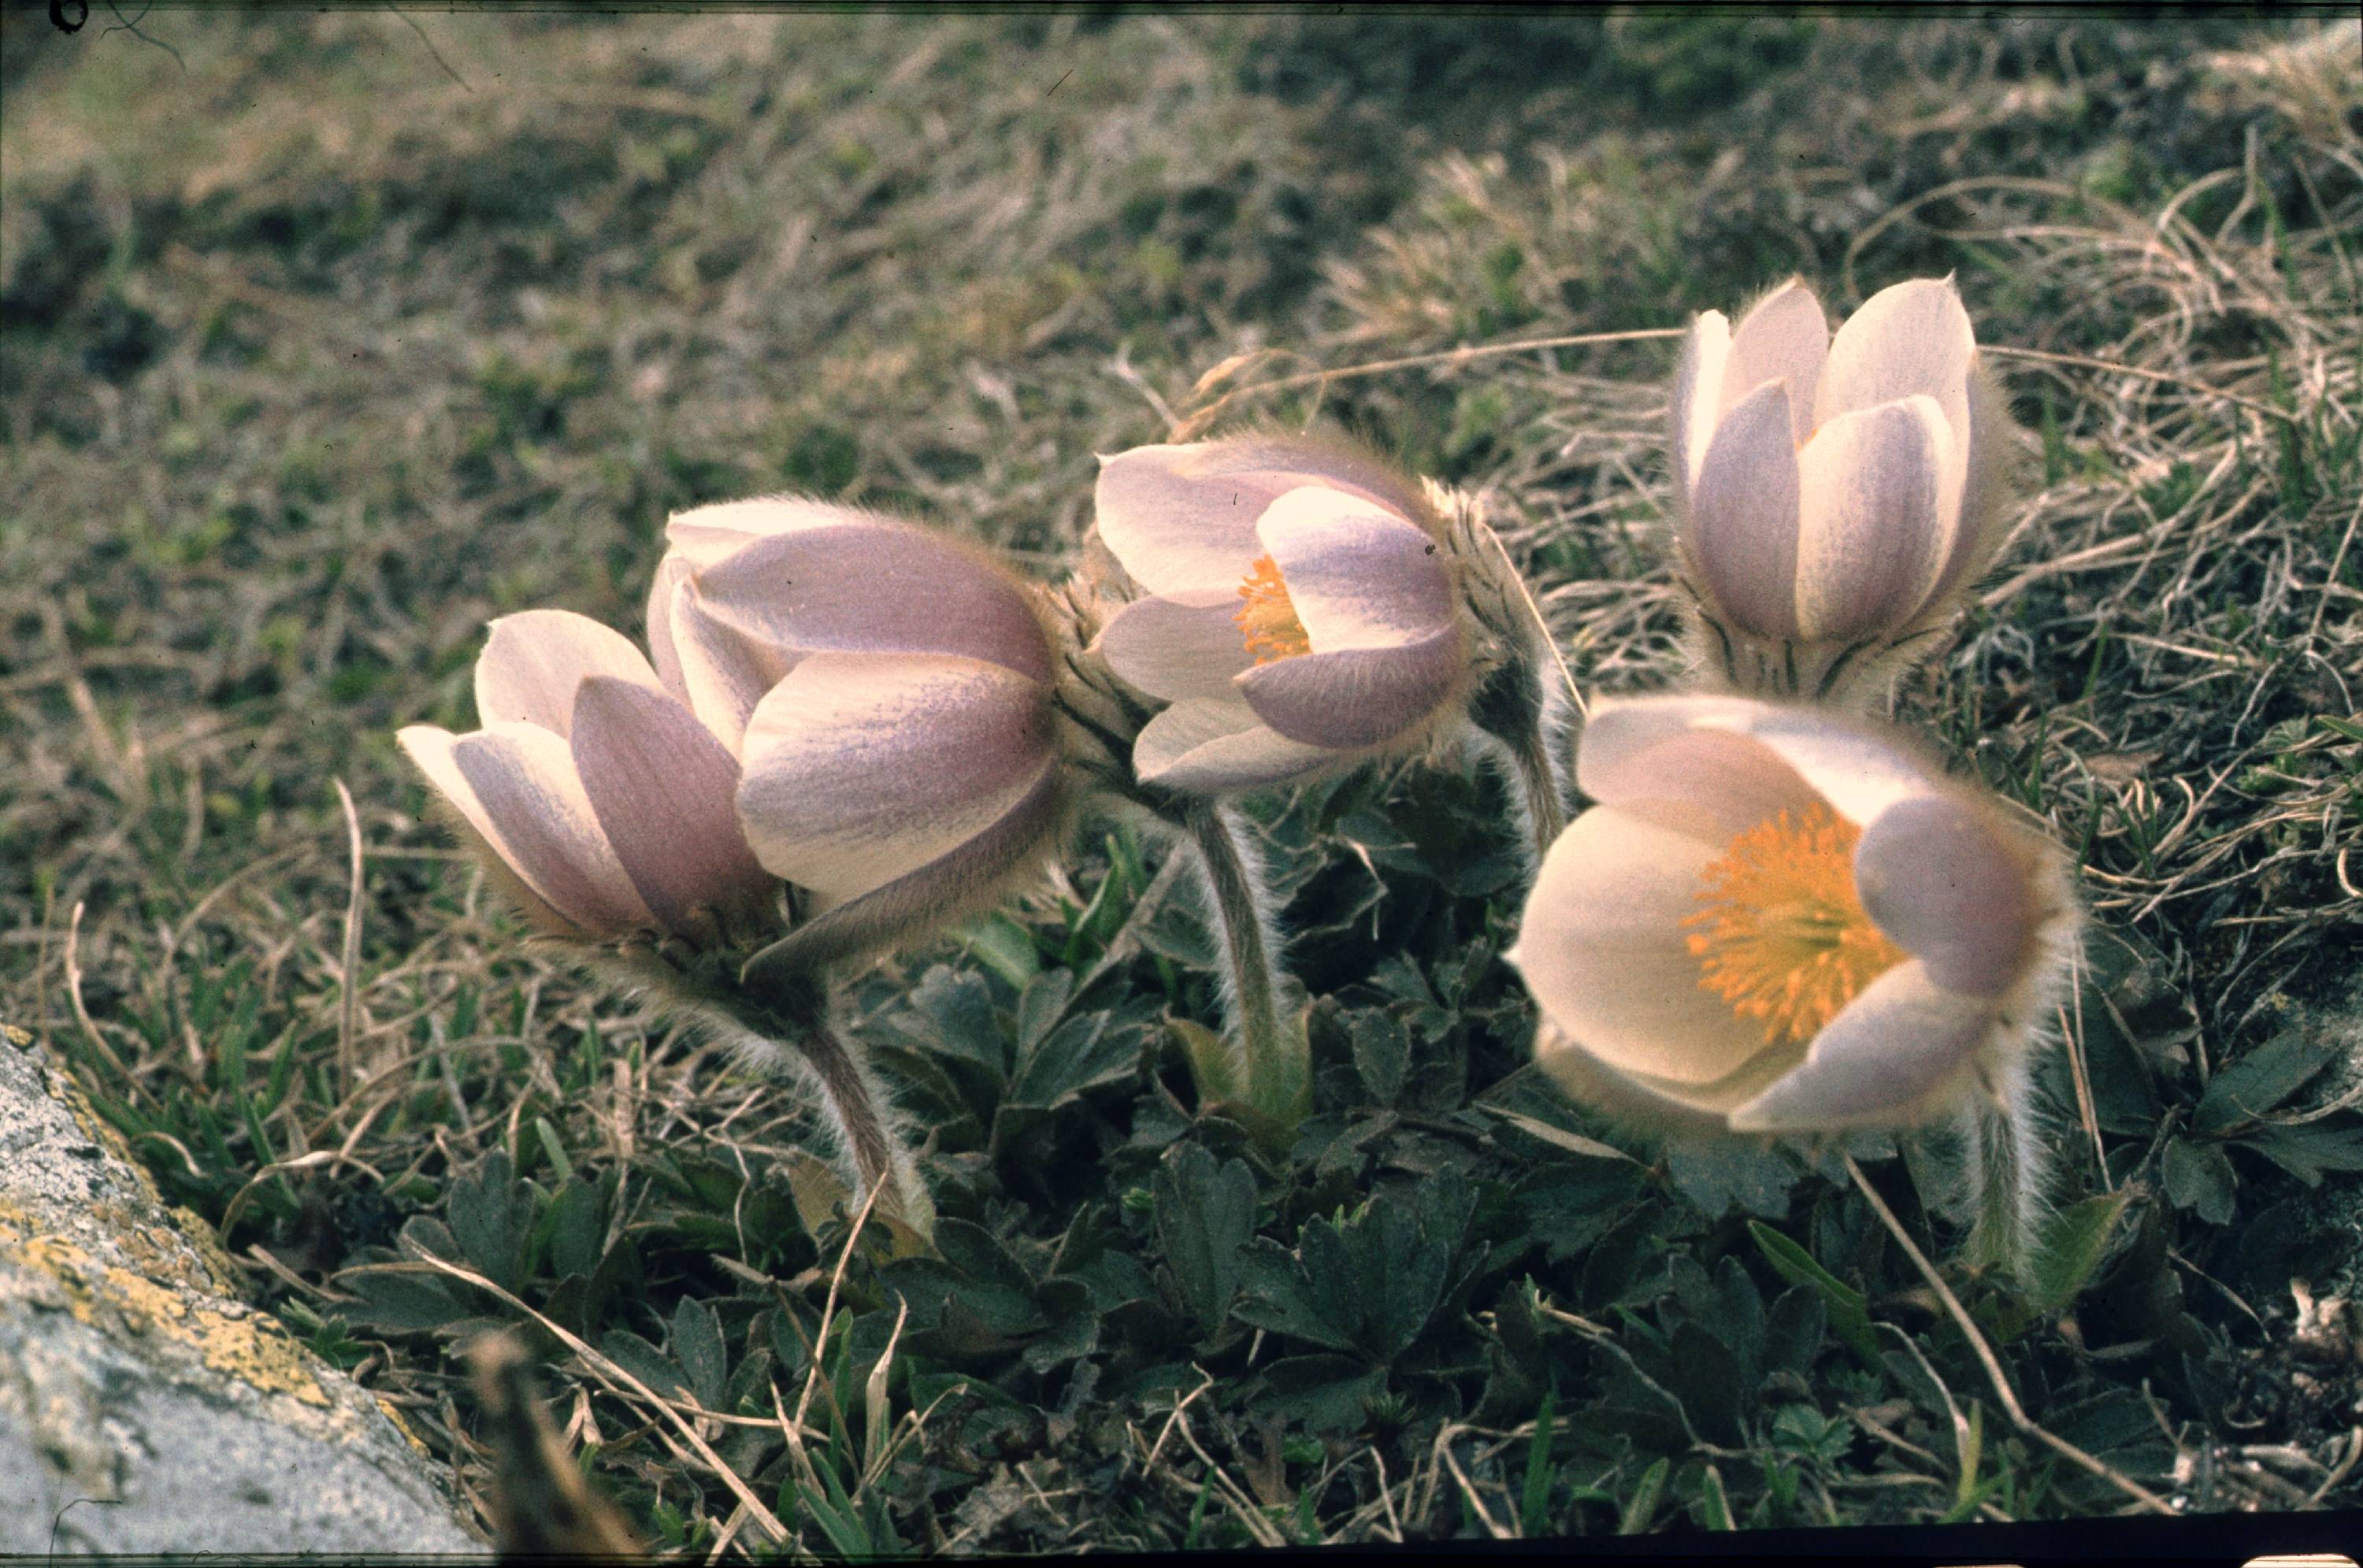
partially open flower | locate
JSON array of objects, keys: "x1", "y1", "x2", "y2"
[
  {"x1": 664, "y1": 498, "x2": 1070, "y2": 971},
  {"x1": 1086, "y1": 435, "x2": 1474, "y2": 795},
  {"x1": 399, "y1": 610, "x2": 777, "y2": 945},
  {"x1": 1508, "y1": 695, "x2": 2076, "y2": 1135},
  {"x1": 1670, "y1": 277, "x2": 2020, "y2": 706}
]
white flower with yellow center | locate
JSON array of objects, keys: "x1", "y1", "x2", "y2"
[
  {"x1": 1086, "y1": 435, "x2": 1474, "y2": 795},
  {"x1": 1671, "y1": 276, "x2": 2020, "y2": 706},
  {"x1": 1509, "y1": 695, "x2": 2076, "y2": 1134}
]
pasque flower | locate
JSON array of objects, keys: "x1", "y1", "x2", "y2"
[
  {"x1": 655, "y1": 496, "x2": 1070, "y2": 975},
  {"x1": 1509, "y1": 695, "x2": 2076, "y2": 1137},
  {"x1": 400, "y1": 499, "x2": 1073, "y2": 1247},
  {"x1": 1669, "y1": 277, "x2": 2020, "y2": 706},
  {"x1": 1087, "y1": 433, "x2": 1477, "y2": 795}
]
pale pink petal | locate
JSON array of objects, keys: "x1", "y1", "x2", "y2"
[
  {"x1": 474, "y1": 611, "x2": 662, "y2": 738},
  {"x1": 666, "y1": 580, "x2": 798, "y2": 751},
  {"x1": 1093, "y1": 593, "x2": 1255, "y2": 702},
  {"x1": 1792, "y1": 395, "x2": 1951, "y2": 640},
  {"x1": 1929, "y1": 355, "x2": 2016, "y2": 602},
  {"x1": 1728, "y1": 962, "x2": 1990, "y2": 1132},
  {"x1": 1237, "y1": 631, "x2": 1462, "y2": 749},
  {"x1": 1814, "y1": 277, "x2": 1975, "y2": 450},
  {"x1": 663, "y1": 496, "x2": 881, "y2": 572},
  {"x1": 646, "y1": 555, "x2": 694, "y2": 704},
  {"x1": 735, "y1": 652, "x2": 1056, "y2": 903},
  {"x1": 1670, "y1": 310, "x2": 1732, "y2": 499},
  {"x1": 1853, "y1": 792, "x2": 2036, "y2": 997},
  {"x1": 1727, "y1": 279, "x2": 1828, "y2": 444},
  {"x1": 571, "y1": 676, "x2": 771, "y2": 936},
  {"x1": 1727, "y1": 706, "x2": 1941, "y2": 832},
  {"x1": 1575, "y1": 711, "x2": 1824, "y2": 847},
  {"x1": 1092, "y1": 437, "x2": 1424, "y2": 599},
  {"x1": 399, "y1": 725, "x2": 577, "y2": 933},
  {"x1": 694, "y1": 519, "x2": 1053, "y2": 686},
  {"x1": 746, "y1": 765, "x2": 1066, "y2": 972},
  {"x1": 1508, "y1": 803, "x2": 1779, "y2": 1085},
  {"x1": 445, "y1": 722, "x2": 653, "y2": 935},
  {"x1": 1253, "y1": 487, "x2": 1455, "y2": 652},
  {"x1": 1536, "y1": 1021, "x2": 1808, "y2": 1132},
  {"x1": 1685, "y1": 381, "x2": 1803, "y2": 639},
  {"x1": 1131, "y1": 697, "x2": 1334, "y2": 795}
]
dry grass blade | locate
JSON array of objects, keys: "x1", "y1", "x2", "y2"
[
  {"x1": 466, "y1": 1331, "x2": 647, "y2": 1561},
  {"x1": 1843, "y1": 1155, "x2": 2179, "y2": 1517},
  {"x1": 334, "y1": 777, "x2": 365, "y2": 1105}
]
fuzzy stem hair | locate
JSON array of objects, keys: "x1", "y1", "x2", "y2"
[{"x1": 1180, "y1": 800, "x2": 1308, "y2": 1135}]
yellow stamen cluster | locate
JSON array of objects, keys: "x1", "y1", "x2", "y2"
[
  {"x1": 1682, "y1": 800, "x2": 1907, "y2": 1047},
  {"x1": 1234, "y1": 553, "x2": 1311, "y2": 665}
]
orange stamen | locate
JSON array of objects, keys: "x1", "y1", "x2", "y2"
[
  {"x1": 1682, "y1": 801, "x2": 1907, "y2": 1047},
  {"x1": 1234, "y1": 553, "x2": 1311, "y2": 664}
]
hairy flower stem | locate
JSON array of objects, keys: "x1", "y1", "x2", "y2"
[
  {"x1": 729, "y1": 971, "x2": 934, "y2": 1244},
  {"x1": 1957, "y1": 1057, "x2": 2045, "y2": 1282},
  {"x1": 1467, "y1": 655, "x2": 1569, "y2": 876},
  {"x1": 1182, "y1": 801, "x2": 1308, "y2": 1143}
]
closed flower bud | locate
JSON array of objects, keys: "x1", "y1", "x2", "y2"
[
  {"x1": 663, "y1": 498, "x2": 1071, "y2": 973},
  {"x1": 1669, "y1": 277, "x2": 2021, "y2": 706},
  {"x1": 1508, "y1": 695, "x2": 2076, "y2": 1136},
  {"x1": 1085, "y1": 432, "x2": 1477, "y2": 795}
]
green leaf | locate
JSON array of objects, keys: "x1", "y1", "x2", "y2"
[
  {"x1": 1151, "y1": 1142, "x2": 1256, "y2": 1341},
  {"x1": 339, "y1": 1269, "x2": 469, "y2": 1333},
  {"x1": 911, "y1": 964, "x2": 1009, "y2": 1081},
  {"x1": 1255, "y1": 1353, "x2": 1386, "y2": 1433},
  {"x1": 446, "y1": 1148, "x2": 532, "y2": 1293},
  {"x1": 1663, "y1": 1320, "x2": 1747, "y2": 1446},
  {"x1": 536, "y1": 1176, "x2": 607, "y2": 1282},
  {"x1": 1617, "y1": 1456, "x2": 1671, "y2": 1533},
  {"x1": 959, "y1": 911, "x2": 1041, "y2": 990},
  {"x1": 2026, "y1": 1189, "x2": 2135, "y2": 1315},
  {"x1": 1349, "y1": 1008, "x2": 1409, "y2": 1107},
  {"x1": 1005, "y1": 1009, "x2": 1133, "y2": 1110},
  {"x1": 2194, "y1": 1028, "x2": 2335, "y2": 1135},
  {"x1": 1748, "y1": 1222, "x2": 1876, "y2": 1366},
  {"x1": 2161, "y1": 1138, "x2": 2238, "y2": 1225},
  {"x1": 1667, "y1": 1140, "x2": 1797, "y2": 1221},
  {"x1": 599, "y1": 1328, "x2": 690, "y2": 1402},
  {"x1": 2242, "y1": 1120, "x2": 2363, "y2": 1185},
  {"x1": 1169, "y1": 1017, "x2": 1240, "y2": 1106},
  {"x1": 671, "y1": 1296, "x2": 729, "y2": 1410},
  {"x1": 1520, "y1": 1388, "x2": 1558, "y2": 1536}
]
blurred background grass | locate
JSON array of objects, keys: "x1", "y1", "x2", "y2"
[{"x1": 5, "y1": 8, "x2": 2361, "y2": 1553}]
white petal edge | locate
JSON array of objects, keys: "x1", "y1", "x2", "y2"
[{"x1": 474, "y1": 610, "x2": 663, "y2": 738}]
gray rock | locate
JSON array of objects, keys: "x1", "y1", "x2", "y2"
[{"x1": 0, "y1": 1022, "x2": 488, "y2": 1556}]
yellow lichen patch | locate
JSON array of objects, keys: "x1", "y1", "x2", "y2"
[
  {"x1": 378, "y1": 1396, "x2": 432, "y2": 1458},
  {"x1": 98, "y1": 1265, "x2": 332, "y2": 1407}
]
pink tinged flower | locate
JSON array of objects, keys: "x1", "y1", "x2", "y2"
[
  {"x1": 1507, "y1": 695, "x2": 2073, "y2": 1135},
  {"x1": 1089, "y1": 439, "x2": 1467, "y2": 794},
  {"x1": 674, "y1": 505, "x2": 1068, "y2": 969},
  {"x1": 399, "y1": 610, "x2": 773, "y2": 942},
  {"x1": 1671, "y1": 277, "x2": 2012, "y2": 651}
]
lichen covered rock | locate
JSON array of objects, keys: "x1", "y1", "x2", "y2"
[{"x1": 0, "y1": 1023, "x2": 486, "y2": 1555}]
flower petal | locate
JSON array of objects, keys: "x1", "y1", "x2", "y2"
[
  {"x1": 1236, "y1": 631, "x2": 1462, "y2": 749},
  {"x1": 1093, "y1": 593, "x2": 1254, "y2": 702},
  {"x1": 475, "y1": 610, "x2": 662, "y2": 738},
  {"x1": 398, "y1": 725, "x2": 576, "y2": 933},
  {"x1": 1670, "y1": 310, "x2": 1732, "y2": 499},
  {"x1": 1853, "y1": 792, "x2": 2036, "y2": 997},
  {"x1": 1508, "y1": 803, "x2": 1780, "y2": 1085},
  {"x1": 745, "y1": 765, "x2": 1066, "y2": 973},
  {"x1": 1792, "y1": 395, "x2": 1950, "y2": 640},
  {"x1": 1254, "y1": 486, "x2": 1455, "y2": 652},
  {"x1": 1131, "y1": 697, "x2": 1334, "y2": 795},
  {"x1": 736, "y1": 652, "x2": 1056, "y2": 903},
  {"x1": 1685, "y1": 380, "x2": 1803, "y2": 639},
  {"x1": 1727, "y1": 279, "x2": 1828, "y2": 445},
  {"x1": 1930, "y1": 355, "x2": 2018, "y2": 602},
  {"x1": 1728, "y1": 962, "x2": 1990, "y2": 1132},
  {"x1": 1724, "y1": 706, "x2": 1940, "y2": 832},
  {"x1": 1814, "y1": 276, "x2": 1975, "y2": 450},
  {"x1": 646, "y1": 555, "x2": 695, "y2": 705},
  {"x1": 1575, "y1": 707, "x2": 1824, "y2": 845},
  {"x1": 428, "y1": 721, "x2": 653, "y2": 934},
  {"x1": 694, "y1": 519, "x2": 1053, "y2": 686},
  {"x1": 571, "y1": 676, "x2": 771, "y2": 936},
  {"x1": 664, "y1": 496, "x2": 881, "y2": 572},
  {"x1": 666, "y1": 579, "x2": 797, "y2": 751},
  {"x1": 1535, "y1": 1019, "x2": 1806, "y2": 1133},
  {"x1": 1092, "y1": 437, "x2": 1425, "y2": 599}
]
